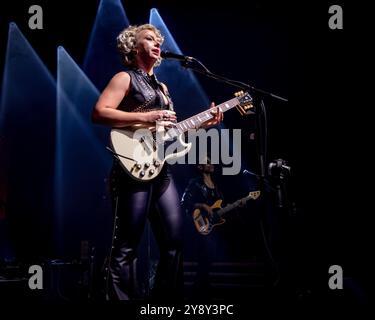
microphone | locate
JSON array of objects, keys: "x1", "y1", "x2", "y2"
[
  {"x1": 243, "y1": 169, "x2": 259, "y2": 178},
  {"x1": 268, "y1": 159, "x2": 291, "y2": 176},
  {"x1": 268, "y1": 163, "x2": 291, "y2": 172},
  {"x1": 161, "y1": 51, "x2": 193, "y2": 62}
]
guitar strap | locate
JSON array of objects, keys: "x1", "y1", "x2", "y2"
[{"x1": 157, "y1": 80, "x2": 174, "y2": 112}]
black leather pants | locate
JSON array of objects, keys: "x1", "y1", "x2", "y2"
[{"x1": 106, "y1": 163, "x2": 183, "y2": 300}]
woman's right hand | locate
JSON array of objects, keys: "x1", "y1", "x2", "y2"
[{"x1": 142, "y1": 110, "x2": 177, "y2": 123}]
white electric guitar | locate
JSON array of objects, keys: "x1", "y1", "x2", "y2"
[{"x1": 110, "y1": 91, "x2": 253, "y2": 181}]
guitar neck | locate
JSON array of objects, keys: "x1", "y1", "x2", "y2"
[
  {"x1": 216, "y1": 190, "x2": 260, "y2": 217},
  {"x1": 174, "y1": 97, "x2": 240, "y2": 134},
  {"x1": 217, "y1": 195, "x2": 250, "y2": 217}
]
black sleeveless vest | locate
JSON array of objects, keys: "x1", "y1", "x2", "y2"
[{"x1": 118, "y1": 68, "x2": 174, "y2": 113}]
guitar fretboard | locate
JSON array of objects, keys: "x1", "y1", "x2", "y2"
[
  {"x1": 217, "y1": 191, "x2": 260, "y2": 217},
  {"x1": 169, "y1": 97, "x2": 240, "y2": 137},
  {"x1": 218, "y1": 198, "x2": 245, "y2": 217}
]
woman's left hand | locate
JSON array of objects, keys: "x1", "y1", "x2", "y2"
[{"x1": 200, "y1": 102, "x2": 224, "y2": 129}]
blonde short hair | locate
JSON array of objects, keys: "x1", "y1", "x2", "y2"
[{"x1": 117, "y1": 24, "x2": 164, "y2": 67}]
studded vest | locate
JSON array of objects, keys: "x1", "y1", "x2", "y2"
[{"x1": 118, "y1": 68, "x2": 174, "y2": 113}]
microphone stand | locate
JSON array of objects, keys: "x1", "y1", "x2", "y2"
[
  {"x1": 181, "y1": 57, "x2": 289, "y2": 285},
  {"x1": 180, "y1": 57, "x2": 288, "y2": 186},
  {"x1": 180, "y1": 58, "x2": 288, "y2": 102}
]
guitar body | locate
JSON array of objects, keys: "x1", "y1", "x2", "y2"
[
  {"x1": 192, "y1": 199, "x2": 226, "y2": 236},
  {"x1": 111, "y1": 126, "x2": 191, "y2": 181}
]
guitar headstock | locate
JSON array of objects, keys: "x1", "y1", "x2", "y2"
[
  {"x1": 235, "y1": 91, "x2": 254, "y2": 116},
  {"x1": 248, "y1": 190, "x2": 261, "y2": 200}
]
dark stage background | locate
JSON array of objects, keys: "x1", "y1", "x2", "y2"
[{"x1": 0, "y1": 0, "x2": 372, "y2": 308}]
